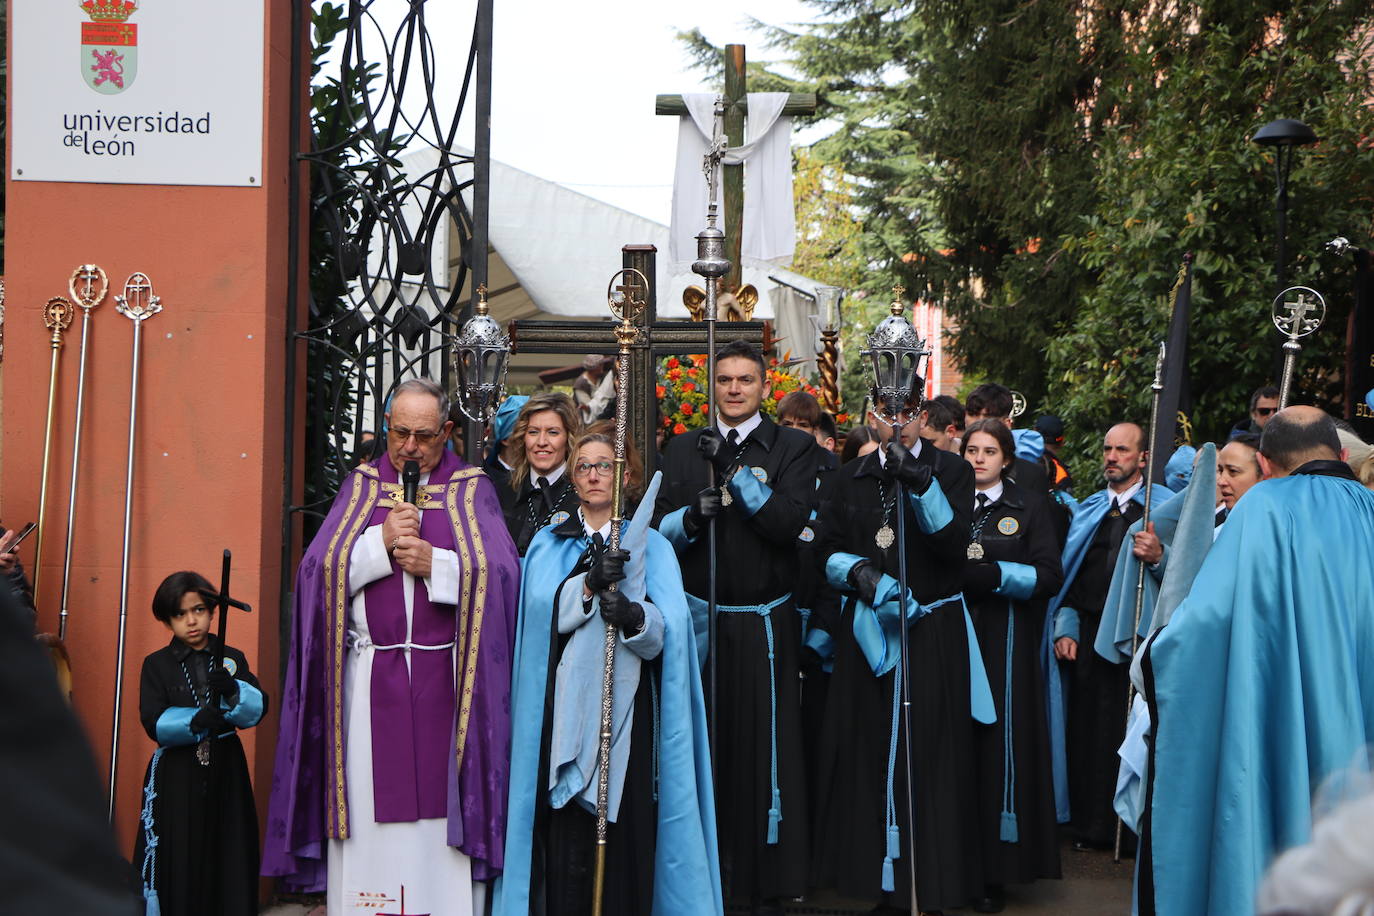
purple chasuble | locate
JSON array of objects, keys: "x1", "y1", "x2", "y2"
[{"x1": 262, "y1": 449, "x2": 521, "y2": 889}]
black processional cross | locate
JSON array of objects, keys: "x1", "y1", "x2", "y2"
[
  {"x1": 508, "y1": 245, "x2": 767, "y2": 479},
  {"x1": 655, "y1": 43, "x2": 817, "y2": 294}
]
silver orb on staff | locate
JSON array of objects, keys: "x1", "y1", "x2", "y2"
[
  {"x1": 861, "y1": 286, "x2": 932, "y2": 913},
  {"x1": 591, "y1": 267, "x2": 646, "y2": 916},
  {"x1": 1271, "y1": 285, "x2": 1325, "y2": 408}
]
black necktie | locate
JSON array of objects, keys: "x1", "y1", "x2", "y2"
[
  {"x1": 537, "y1": 476, "x2": 552, "y2": 512},
  {"x1": 976, "y1": 493, "x2": 989, "y2": 513},
  {"x1": 726, "y1": 429, "x2": 740, "y2": 448}
]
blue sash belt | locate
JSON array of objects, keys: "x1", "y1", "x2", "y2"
[{"x1": 716, "y1": 593, "x2": 791, "y2": 845}]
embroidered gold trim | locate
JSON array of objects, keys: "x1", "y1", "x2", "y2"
[
  {"x1": 378, "y1": 481, "x2": 444, "y2": 510},
  {"x1": 453, "y1": 478, "x2": 489, "y2": 776},
  {"x1": 357, "y1": 463, "x2": 380, "y2": 479},
  {"x1": 328, "y1": 475, "x2": 378, "y2": 839},
  {"x1": 322, "y1": 473, "x2": 361, "y2": 838}
]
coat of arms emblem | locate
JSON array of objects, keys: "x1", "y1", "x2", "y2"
[{"x1": 80, "y1": 0, "x2": 139, "y2": 95}]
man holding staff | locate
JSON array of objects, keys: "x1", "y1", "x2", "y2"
[{"x1": 654, "y1": 339, "x2": 815, "y2": 915}]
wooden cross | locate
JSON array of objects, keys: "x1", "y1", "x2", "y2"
[
  {"x1": 656, "y1": 44, "x2": 817, "y2": 293},
  {"x1": 508, "y1": 244, "x2": 767, "y2": 479}
]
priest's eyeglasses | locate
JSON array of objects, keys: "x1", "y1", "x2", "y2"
[
  {"x1": 573, "y1": 460, "x2": 615, "y2": 477},
  {"x1": 389, "y1": 426, "x2": 443, "y2": 446}
]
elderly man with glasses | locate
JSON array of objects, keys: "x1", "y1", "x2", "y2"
[{"x1": 265, "y1": 378, "x2": 521, "y2": 916}]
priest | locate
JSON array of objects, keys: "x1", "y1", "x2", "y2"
[
  {"x1": 1139, "y1": 407, "x2": 1374, "y2": 915},
  {"x1": 263, "y1": 378, "x2": 520, "y2": 915}
]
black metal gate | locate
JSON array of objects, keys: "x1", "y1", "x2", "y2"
[{"x1": 280, "y1": 0, "x2": 491, "y2": 616}]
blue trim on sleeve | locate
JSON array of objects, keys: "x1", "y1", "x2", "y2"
[
  {"x1": 908, "y1": 478, "x2": 954, "y2": 534},
  {"x1": 994, "y1": 561, "x2": 1038, "y2": 601},
  {"x1": 659, "y1": 506, "x2": 695, "y2": 552},
  {"x1": 155, "y1": 706, "x2": 201, "y2": 747},
  {"x1": 222, "y1": 681, "x2": 264, "y2": 728},
  {"x1": 728, "y1": 469, "x2": 770, "y2": 518},
  {"x1": 804, "y1": 626, "x2": 835, "y2": 662},
  {"x1": 825, "y1": 551, "x2": 865, "y2": 592},
  {"x1": 1054, "y1": 606, "x2": 1080, "y2": 643}
]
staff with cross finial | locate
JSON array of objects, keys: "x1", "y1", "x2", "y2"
[
  {"x1": 59, "y1": 264, "x2": 109, "y2": 641},
  {"x1": 34, "y1": 296, "x2": 75, "y2": 610},
  {"x1": 692, "y1": 97, "x2": 730, "y2": 759},
  {"x1": 109, "y1": 272, "x2": 163, "y2": 820},
  {"x1": 591, "y1": 269, "x2": 646, "y2": 915},
  {"x1": 1272, "y1": 286, "x2": 1327, "y2": 408}
]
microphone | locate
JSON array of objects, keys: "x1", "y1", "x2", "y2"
[{"x1": 403, "y1": 460, "x2": 420, "y2": 506}]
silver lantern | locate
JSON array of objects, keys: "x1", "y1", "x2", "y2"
[
  {"x1": 453, "y1": 284, "x2": 511, "y2": 425},
  {"x1": 862, "y1": 287, "x2": 931, "y2": 426}
]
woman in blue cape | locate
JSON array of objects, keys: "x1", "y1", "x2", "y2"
[{"x1": 495, "y1": 425, "x2": 721, "y2": 916}]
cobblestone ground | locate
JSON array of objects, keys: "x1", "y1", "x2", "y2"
[{"x1": 261, "y1": 839, "x2": 1134, "y2": 915}]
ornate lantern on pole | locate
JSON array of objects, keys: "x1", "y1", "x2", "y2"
[
  {"x1": 813, "y1": 285, "x2": 844, "y2": 414},
  {"x1": 1252, "y1": 117, "x2": 1319, "y2": 295},
  {"x1": 453, "y1": 283, "x2": 511, "y2": 429},
  {"x1": 863, "y1": 287, "x2": 932, "y2": 425}
]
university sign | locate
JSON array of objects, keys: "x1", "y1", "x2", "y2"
[{"x1": 11, "y1": 0, "x2": 264, "y2": 186}]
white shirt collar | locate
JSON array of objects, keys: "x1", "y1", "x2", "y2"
[
  {"x1": 1108, "y1": 478, "x2": 1143, "y2": 511},
  {"x1": 529, "y1": 463, "x2": 566, "y2": 487},
  {"x1": 875, "y1": 435, "x2": 922, "y2": 466},
  {"x1": 581, "y1": 514, "x2": 613, "y2": 541},
  {"x1": 975, "y1": 480, "x2": 1004, "y2": 508},
  {"x1": 717, "y1": 411, "x2": 763, "y2": 442}
]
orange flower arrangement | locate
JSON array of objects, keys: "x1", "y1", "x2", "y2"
[{"x1": 657, "y1": 351, "x2": 829, "y2": 440}]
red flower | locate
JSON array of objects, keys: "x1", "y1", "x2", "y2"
[
  {"x1": 655, "y1": 385, "x2": 666, "y2": 399},
  {"x1": 682, "y1": 381, "x2": 695, "y2": 392},
  {"x1": 687, "y1": 368, "x2": 699, "y2": 378},
  {"x1": 673, "y1": 422, "x2": 687, "y2": 435},
  {"x1": 668, "y1": 368, "x2": 682, "y2": 380},
  {"x1": 773, "y1": 390, "x2": 784, "y2": 401},
  {"x1": 667, "y1": 357, "x2": 680, "y2": 369},
  {"x1": 682, "y1": 403, "x2": 695, "y2": 415},
  {"x1": 662, "y1": 415, "x2": 672, "y2": 427}
]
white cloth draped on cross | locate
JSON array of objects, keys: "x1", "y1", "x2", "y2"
[{"x1": 669, "y1": 92, "x2": 796, "y2": 269}]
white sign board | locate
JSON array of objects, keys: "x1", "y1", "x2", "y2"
[{"x1": 10, "y1": 0, "x2": 265, "y2": 187}]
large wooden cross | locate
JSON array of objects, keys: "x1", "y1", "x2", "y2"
[
  {"x1": 656, "y1": 44, "x2": 817, "y2": 293},
  {"x1": 508, "y1": 245, "x2": 767, "y2": 479}
]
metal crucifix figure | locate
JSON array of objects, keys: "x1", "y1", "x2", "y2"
[{"x1": 1271, "y1": 286, "x2": 1326, "y2": 408}]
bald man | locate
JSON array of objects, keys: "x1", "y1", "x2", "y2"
[
  {"x1": 1044, "y1": 423, "x2": 1172, "y2": 851},
  {"x1": 1139, "y1": 407, "x2": 1374, "y2": 914}
]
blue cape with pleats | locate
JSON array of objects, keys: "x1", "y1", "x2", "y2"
[
  {"x1": 1144, "y1": 473, "x2": 1374, "y2": 916},
  {"x1": 493, "y1": 476, "x2": 721, "y2": 915},
  {"x1": 1042, "y1": 482, "x2": 1171, "y2": 822}
]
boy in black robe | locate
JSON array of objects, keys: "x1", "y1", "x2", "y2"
[{"x1": 133, "y1": 571, "x2": 267, "y2": 916}]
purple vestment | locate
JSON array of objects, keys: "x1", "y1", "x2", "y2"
[{"x1": 262, "y1": 451, "x2": 520, "y2": 890}]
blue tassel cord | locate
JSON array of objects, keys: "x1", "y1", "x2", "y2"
[{"x1": 140, "y1": 748, "x2": 164, "y2": 916}]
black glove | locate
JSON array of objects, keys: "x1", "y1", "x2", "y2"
[
  {"x1": 585, "y1": 547, "x2": 629, "y2": 592},
  {"x1": 848, "y1": 560, "x2": 884, "y2": 606},
  {"x1": 885, "y1": 440, "x2": 933, "y2": 494},
  {"x1": 598, "y1": 588, "x2": 646, "y2": 634},
  {"x1": 207, "y1": 666, "x2": 239, "y2": 702},
  {"x1": 963, "y1": 559, "x2": 1002, "y2": 595},
  {"x1": 696, "y1": 428, "x2": 737, "y2": 478},
  {"x1": 191, "y1": 706, "x2": 228, "y2": 734},
  {"x1": 683, "y1": 486, "x2": 724, "y2": 536}
]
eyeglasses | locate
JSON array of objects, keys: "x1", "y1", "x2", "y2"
[
  {"x1": 1255, "y1": 407, "x2": 1277, "y2": 417},
  {"x1": 573, "y1": 460, "x2": 614, "y2": 477},
  {"x1": 388, "y1": 426, "x2": 443, "y2": 446}
]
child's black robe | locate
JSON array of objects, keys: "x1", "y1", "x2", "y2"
[{"x1": 133, "y1": 636, "x2": 266, "y2": 916}]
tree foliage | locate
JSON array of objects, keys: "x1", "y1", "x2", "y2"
[{"x1": 685, "y1": 1, "x2": 1374, "y2": 491}]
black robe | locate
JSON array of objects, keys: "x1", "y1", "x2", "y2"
[
  {"x1": 503, "y1": 470, "x2": 580, "y2": 556},
  {"x1": 133, "y1": 637, "x2": 265, "y2": 916},
  {"x1": 1062, "y1": 498, "x2": 1141, "y2": 847},
  {"x1": 812, "y1": 445, "x2": 982, "y2": 911},
  {"x1": 653, "y1": 415, "x2": 815, "y2": 904},
  {"x1": 962, "y1": 480, "x2": 1063, "y2": 886}
]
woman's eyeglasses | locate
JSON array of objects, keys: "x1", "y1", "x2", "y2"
[{"x1": 573, "y1": 461, "x2": 614, "y2": 477}]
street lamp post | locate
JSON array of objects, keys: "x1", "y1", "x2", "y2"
[{"x1": 1252, "y1": 117, "x2": 1319, "y2": 294}]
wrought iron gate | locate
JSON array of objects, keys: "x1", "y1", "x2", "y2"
[{"x1": 280, "y1": 0, "x2": 491, "y2": 617}]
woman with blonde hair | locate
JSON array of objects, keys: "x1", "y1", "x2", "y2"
[{"x1": 502, "y1": 392, "x2": 583, "y2": 555}]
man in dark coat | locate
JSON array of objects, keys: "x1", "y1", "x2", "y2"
[
  {"x1": 812, "y1": 401, "x2": 988, "y2": 913},
  {"x1": 965, "y1": 383, "x2": 1050, "y2": 495},
  {"x1": 653, "y1": 339, "x2": 816, "y2": 915}
]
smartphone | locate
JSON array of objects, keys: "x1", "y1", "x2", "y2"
[{"x1": 6, "y1": 522, "x2": 37, "y2": 551}]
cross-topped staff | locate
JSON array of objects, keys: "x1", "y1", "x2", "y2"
[
  {"x1": 35, "y1": 296, "x2": 75, "y2": 609},
  {"x1": 109, "y1": 271, "x2": 163, "y2": 821},
  {"x1": 59, "y1": 264, "x2": 109, "y2": 641},
  {"x1": 591, "y1": 268, "x2": 645, "y2": 916},
  {"x1": 1272, "y1": 286, "x2": 1326, "y2": 409}
]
